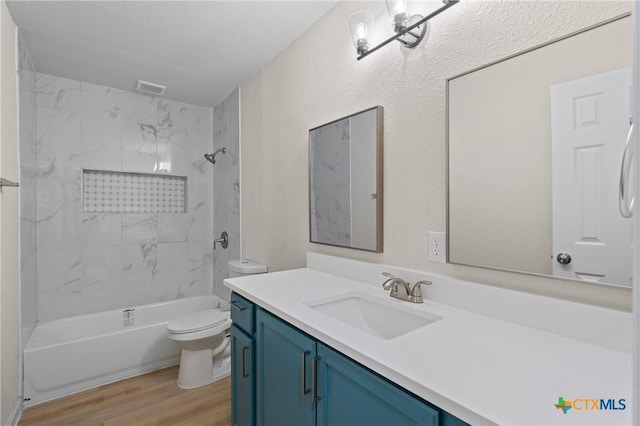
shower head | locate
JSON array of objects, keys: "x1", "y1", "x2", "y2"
[{"x1": 204, "y1": 147, "x2": 226, "y2": 165}]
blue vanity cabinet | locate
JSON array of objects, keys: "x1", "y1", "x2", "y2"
[
  {"x1": 237, "y1": 296, "x2": 470, "y2": 426},
  {"x1": 255, "y1": 308, "x2": 316, "y2": 426},
  {"x1": 231, "y1": 293, "x2": 256, "y2": 426},
  {"x1": 315, "y1": 342, "x2": 439, "y2": 426}
]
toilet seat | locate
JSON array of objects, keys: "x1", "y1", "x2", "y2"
[
  {"x1": 167, "y1": 309, "x2": 229, "y2": 334},
  {"x1": 167, "y1": 310, "x2": 231, "y2": 341}
]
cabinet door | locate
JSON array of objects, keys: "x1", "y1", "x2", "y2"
[
  {"x1": 231, "y1": 325, "x2": 254, "y2": 426},
  {"x1": 256, "y1": 309, "x2": 316, "y2": 426},
  {"x1": 316, "y1": 343, "x2": 439, "y2": 426}
]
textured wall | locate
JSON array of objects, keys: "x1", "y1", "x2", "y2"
[
  {"x1": 34, "y1": 73, "x2": 214, "y2": 321},
  {"x1": 212, "y1": 89, "x2": 240, "y2": 300},
  {"x1": 240, "y1": 0, "x2": 633, "y2": 310}
]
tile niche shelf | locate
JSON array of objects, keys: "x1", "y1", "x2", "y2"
[{"x1": 82, "y1": 169, "x2": 187, "y2": 214}]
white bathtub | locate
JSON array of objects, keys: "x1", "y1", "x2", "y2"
[{"x1": 23, "y1": 295, "x2": 227, "y2": 406}]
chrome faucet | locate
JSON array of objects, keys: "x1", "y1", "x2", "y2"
[{"x1": 381, "y1": 272, "x2": 431, "y2": 304}]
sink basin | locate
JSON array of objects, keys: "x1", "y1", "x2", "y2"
[{"x1": 305, "y1": 292, "x2": 442, "y2": 340}]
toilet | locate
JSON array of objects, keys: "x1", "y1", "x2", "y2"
[
  {"x1": 228, "y1": 258, "x2": 268, "y2": 279},
  {"x1": 166, "y1": 259, "x2": 267, "y2": 389},
  {"x1": 166, "y1": 309, "x2": 232, "y2": 389}
]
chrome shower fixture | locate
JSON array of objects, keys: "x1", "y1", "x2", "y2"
[{"x1": 204, "y1": 147, "x2": 226, "y2": 164}]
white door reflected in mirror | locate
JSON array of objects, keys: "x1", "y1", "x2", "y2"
[{"x1": 551, "y1": 68, "x2": 632, "y2": 286}]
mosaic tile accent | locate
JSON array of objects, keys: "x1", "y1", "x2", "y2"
[{"x1": 83, "y1": 169, "x2": 186, "y2": 213}]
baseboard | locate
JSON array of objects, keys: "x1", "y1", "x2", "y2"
[{"x1": 7, "y1": 396, "x2": 23, "y2": 426}]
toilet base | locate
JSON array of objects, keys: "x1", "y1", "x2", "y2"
[{"x1": 176, "y1": 348, "x2": 231, "y2": 389}]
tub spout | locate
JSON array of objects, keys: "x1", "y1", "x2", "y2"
[{"x1": 123, "y1": 308, "x2": 135, "y2": 326}]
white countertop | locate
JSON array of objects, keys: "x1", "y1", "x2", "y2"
[{"x1": 224, "y1": 268, "x2": 632, "y2": 426}]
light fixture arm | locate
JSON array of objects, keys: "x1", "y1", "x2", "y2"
[{"x1": 357, "y1": 0, "x2": 459, "y2": 61}]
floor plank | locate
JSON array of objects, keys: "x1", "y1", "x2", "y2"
[{"x1": 19, "y1": 366, "x2": 231, "y2": 426}]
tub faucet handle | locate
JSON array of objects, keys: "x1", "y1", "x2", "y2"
[{"x1": 214, "y1": 231, "x2": 229, "y2": 249}]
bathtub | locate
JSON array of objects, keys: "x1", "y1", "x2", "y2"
[{"x1": 23, "y1": 295, "x2": 227, "y2": 406}]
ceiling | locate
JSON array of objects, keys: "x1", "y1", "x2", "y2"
[{"x1": 7, "y1": 1, "x2": 337, "y2": 107}]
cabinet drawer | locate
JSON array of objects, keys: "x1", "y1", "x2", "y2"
[{"x1": 231, "y1": 292, "x2": 254, "y2": 334}]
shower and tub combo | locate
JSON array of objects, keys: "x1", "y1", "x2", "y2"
[
  {"x1": 18, "y1": 70, "x2": 245, "y2": 409},
  {"x1": 23, "y1": 259, "x2": 267, "y2": 405}
]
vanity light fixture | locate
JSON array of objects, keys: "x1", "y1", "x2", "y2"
[
  {"x1": 349, "y1": 11, "x2": 375, "y2": 56},
  {"x1": 351, "y1": 0, "x2": 459, "y2": 60}
]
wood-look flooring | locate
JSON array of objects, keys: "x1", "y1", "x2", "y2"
[{"x1": 19, "y1": 366, "x2": 231, "y2": 426}]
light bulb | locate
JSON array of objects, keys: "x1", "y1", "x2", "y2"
[
  {"x1": 386, "y1": 0, "x2": 409, "y2": 32},
  {"x1": 348, "y1": 11, "x2": 374, "y2": 56},
  {"x1": 387, "y1": 0, "x2": 407, "y2": 16}
]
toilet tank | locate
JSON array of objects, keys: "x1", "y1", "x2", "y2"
[{"x1": 228, "y1": 259, "x2": 267, "y2": 278}]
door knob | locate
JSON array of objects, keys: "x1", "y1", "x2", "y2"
[
  {"x1": 556, "y1": 253, "x2": 571, "y2": 265},
  {"x1": 214, "y1": 231, "x2": 228, "y2": 249}
]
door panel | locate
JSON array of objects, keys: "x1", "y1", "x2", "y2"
[
  {"x1": 551, "y1": 67, "x2": 632, "y2": 285},
  {"x1": 255, "y1": 309, "x2": 316, "y2": 426},
  {"x1": 316, "y1": 343, "x2": 439, "y2": 426},
  {"x1": 231, "y1": 325, "x2": 254, "y2": 426}
]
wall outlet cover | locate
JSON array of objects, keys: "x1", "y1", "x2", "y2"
[{"x1": 429, "y1": 231, "x2": 446, "y2": 263}]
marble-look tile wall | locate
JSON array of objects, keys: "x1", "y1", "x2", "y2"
[
  {"x1": 34, "y1": 73, "x2": 214, "y2": 321},
  {"x1": 18, "y1": 33, "x2": 38, "y2": 347},
  {"x1": 212, "y1": 89, "x2": 240, "y2": 299},
  {"x1": 309, "y1": 118, "x2": 351, "y2": 246}
]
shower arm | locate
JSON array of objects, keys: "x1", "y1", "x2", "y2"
[{"x1": 204, "y1": 147, "x2": 226, "y2": 164}]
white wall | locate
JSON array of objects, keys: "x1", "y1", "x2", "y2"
[
  {"x1": 241, "y1": 0, "x2": 633, "y2": 310},
  {"x1": 18, "y1": 30, "x2": 37, "y2": 351},
  {"x1": 0, "y1": 0, "x2": 21, "y2": 423}
]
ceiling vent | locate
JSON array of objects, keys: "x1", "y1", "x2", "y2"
[{"x1": 136, "y1": 80, "x2": 167, "y2": 96}]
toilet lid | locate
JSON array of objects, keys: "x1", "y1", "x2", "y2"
[{"x1": 167, "y1": 310, "x2": 229, "y2": 334}]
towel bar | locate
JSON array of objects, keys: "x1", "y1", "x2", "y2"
[{"x1": 0, "y1": 178, "x2": 19, "y2": 188}]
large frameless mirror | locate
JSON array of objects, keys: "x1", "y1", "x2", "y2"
[
  {"x1": 448, "y1": 14, "x2": 632, "y2": 287},
  {"x1": 309, "y1": 106, "x2": 383, "y2": 252}
]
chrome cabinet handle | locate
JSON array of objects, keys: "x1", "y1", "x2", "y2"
[
  {"x1": 301, "y1": 351, "x2": 311, "y2": 395},
  {"x1": 619, "y1": 120, "x2": 634, "y2": 218},
  {"x1": 242, "y1": 346, "x2": 249, "y2": 378},
  {"x1": 230, "y1": 301, "x2": 246, "y2": 311},
  {"x1": 311, "y1": 356, "x2": 321, "y2": 402}
]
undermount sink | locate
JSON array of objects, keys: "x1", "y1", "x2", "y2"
[{"x1": 305, "y1": 292, "x2": 442, "y2": 340}]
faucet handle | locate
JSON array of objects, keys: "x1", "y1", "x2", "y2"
[
  {"x1": 408, "y1": 280, "x2": 432, "y2": 303},
  {"x1": 413, "y1": 280, "x2": 432, "y2": 289},
  {"x1": 381, "y1": 272, "x2": 396, "y2": 290}
]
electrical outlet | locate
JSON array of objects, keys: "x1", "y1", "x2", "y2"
[{"x1": 429, "y1": 231, "x2": 446, "y2": 263}]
